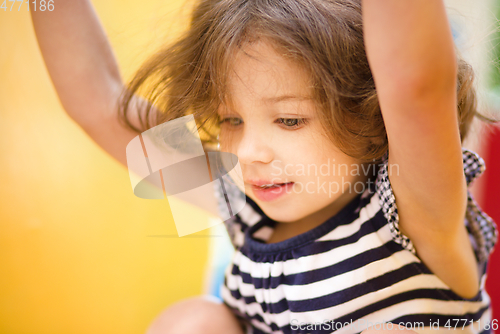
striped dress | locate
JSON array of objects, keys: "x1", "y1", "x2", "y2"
[{"x1": 215, "y1": 148, "x2": 498, "y2": 334}]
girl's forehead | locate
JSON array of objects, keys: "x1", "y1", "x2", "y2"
[
  {"x1": 224, "y1": 40, "x2": 315, "y2": 106},
  {"x1": 230, "y1": 39, "x2": 308, "y2": 77}
]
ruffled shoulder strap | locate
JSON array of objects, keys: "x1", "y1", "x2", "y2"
[
  {"x1": 461, "y1": 148, "x2": 498, "y2": 263},
  {"x1": 375, "y1": 147, "x2": 498, "y2": 264},
  {"x1": 463, "y1": 148, "x2": 486, "y2": 185},
  {"x1": 375, "y1": 152, "x2": 416, "y2": 254}
]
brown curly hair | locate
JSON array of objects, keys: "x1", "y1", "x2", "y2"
[{"x1": 118, "y1": 0, "x2": 496, "y2": 163}]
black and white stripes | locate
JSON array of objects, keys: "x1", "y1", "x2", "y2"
[{"x1": 216, "y1": 148, "x2": 497, "y2": 334}]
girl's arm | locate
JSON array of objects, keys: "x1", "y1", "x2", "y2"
[
  {"x1": 362, "y1": 1, "x2": 478, "y2": 298},
  {"x1": 31, "y1": 1, "x2": 219, "y2": 217},
  {"x1": 31, "y1": 0, "x2": 149, "y2": 166}
]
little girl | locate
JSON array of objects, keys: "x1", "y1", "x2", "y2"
[{"x1": 32, "y1": 0, "x2": 498, "y2": 333}]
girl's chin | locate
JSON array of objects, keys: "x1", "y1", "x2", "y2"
[{"x1": 253, "y1": 201, "x2": 305, "y2": 223}]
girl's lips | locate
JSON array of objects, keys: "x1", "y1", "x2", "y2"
[{"x1": 250, "y1": 182, "x2": 294, "y2": 202}]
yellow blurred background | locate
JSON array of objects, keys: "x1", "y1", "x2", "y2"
[
  {"x1": 1, "y1": 1, "x2": 499, "y2": 333},
  {"x1": 0, "y1": 1, "x2": 218, "y2": 333}
]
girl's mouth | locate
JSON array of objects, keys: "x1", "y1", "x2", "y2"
[{"x1": 250, "y1": 182, "x2": 294, "y2": 202}]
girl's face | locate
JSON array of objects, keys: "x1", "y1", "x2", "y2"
[{"x1": 219, "y1": 39, "x2": 367, "y2": 227}]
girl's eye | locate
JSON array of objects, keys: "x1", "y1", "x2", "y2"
[
  {"x1": 276, "y1": 118, "x2": 308, "y2": 129},
  {"x1": 219, "y1": 117, "x2": 243, "y2": 126},
  {"x1": 218, "y1": 116, "x2": 307, "y2": 129}
]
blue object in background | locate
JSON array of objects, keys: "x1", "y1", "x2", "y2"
[{"x1": 203, "y1": 220, "x2": 235, "y2": 301}]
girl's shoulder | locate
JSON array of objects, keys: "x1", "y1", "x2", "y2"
[{"x1": 374, "y1": 147, "x2": 498, "y2": 264}]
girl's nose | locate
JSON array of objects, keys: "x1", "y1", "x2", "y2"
[{"x1": 236, "y1": 125, "x2": 274, "y2": 166}]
